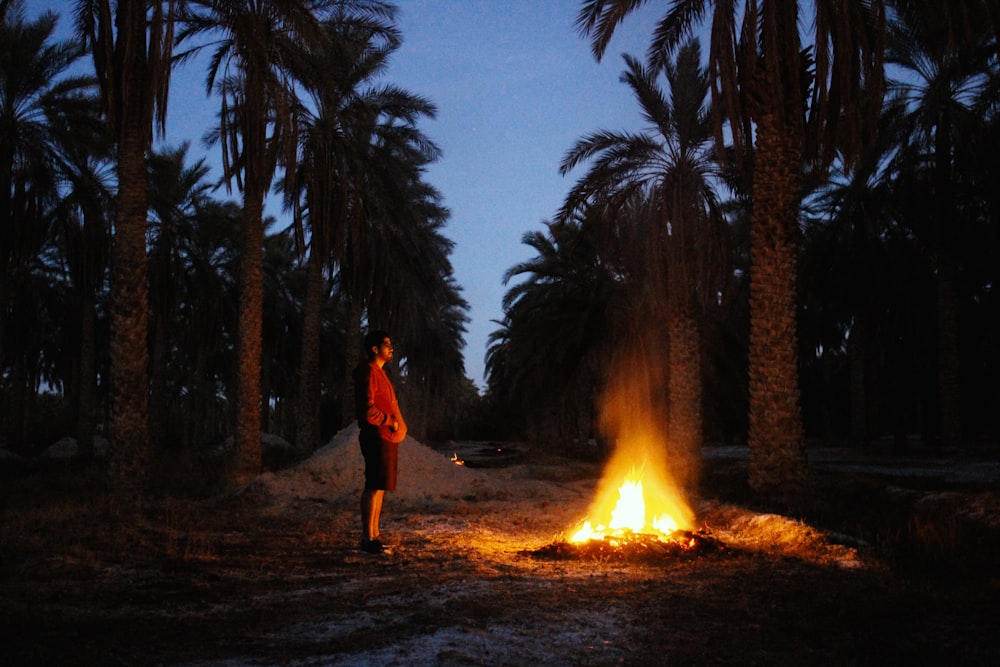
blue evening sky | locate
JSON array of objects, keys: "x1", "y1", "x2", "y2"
[{"x1": 29, "y1": 0, "x2": 667, "y2": 389}]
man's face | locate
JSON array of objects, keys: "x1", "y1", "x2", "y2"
[{"x1": 374, "y1": 338, "x2": 394, "y2": 363}]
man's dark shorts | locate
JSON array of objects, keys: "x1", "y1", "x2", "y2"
[{"x1": 360, "y1": 432, "x2": 398, "y2": 491}]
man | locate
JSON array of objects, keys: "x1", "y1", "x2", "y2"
[{"x1": 353, "y1": 330, "x2": 407, "y2": 555}]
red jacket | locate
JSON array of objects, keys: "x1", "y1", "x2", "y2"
[{"x1": 355, "y1": 361, "x2": 407, "y2": 444}]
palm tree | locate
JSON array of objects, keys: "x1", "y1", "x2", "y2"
[
  {"x1": 52, "y1": 140, "x2": 115, "y2": 461},
  {"x1": 328, "y1": 90, "x2": 444, "y2": 431},
  {"x1": 173, "y1": 198, "x2": 241, "y2": 451},
  {"x1": 577, "y1": 0, "x2": 887, "y2": 500},
  {"x1": 0, "y1": 0, "x2": 97, "y2": 442},
  {"x1": 558, "y1": 41, "x2": 729, "y2": 490},
  {"x1": 882, "y1": 0, "x2": 999, "y2": 447},
  {"x1": 287, "y1": 7, "x2": 403, "y2": 451},
  {"x1": 146, "y1": 144, "x2": 214, "y2": 452},
  {"x1": 177, "y1": 0, "x2": 338, "y2": 485},
  {"x1": 74, "y1": 0, "x2": 180, "y2": 495},
  {"x1": 368, "y1": 176, "x2": 469, "y2": 441},
  {"x1": 799, "y1": 121, "x2": 900, "y2": 447},
  {"x1": 326, "y1": 114, "x2": 468, "y2": 441},
  {"x1": 488, "y1": 207, "x2": 629, "y2": 451}
]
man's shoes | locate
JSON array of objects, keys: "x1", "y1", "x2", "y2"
[{"x1": 359, "y1": 538, "x2": 384, "y2": 555}]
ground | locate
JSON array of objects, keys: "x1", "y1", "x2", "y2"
[{"x1": 2, "y1": 431, "x2": 999, "y2": 666}]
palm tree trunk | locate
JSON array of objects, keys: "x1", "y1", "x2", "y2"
[
  {"x1": 108, "y1": 17, "x2": 151, "y2": 494},
  {"x1": 233, "y1": 189, "x2": 264, "y2": 484},
  {"x1": 231, "y1": 59, "x2": 270, "y2": 484},
  {"x1": 109, "y1": 143, "x2": 151, "y2": 492},
  {"x1": 0, "y1": 137, "x2": 14, "y2": 382},
  {"x1": 296, "y1": 248, "x2": 323, "y2": 452},
  {"x1": 148, "y1": 302, "x2": 171, "y2": 454},
  {"x1": 747, "y1": 112, "x2": 808, "y2": 501},
  {"x1": 666, "y1": 307, "x2": 702, "y2": 494},
  {"x1": 665, "y1": 195, "x2": 705, "y2": 494}
]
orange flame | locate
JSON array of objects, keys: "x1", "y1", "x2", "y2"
[
  {"x1": 567, "y1": 332, "x2": 696, "y2": 544},
  {"x1": 451, "y1": 453, "x2": 465, "y2": 466},
  {"x1": 569, "y1": 465, "x2": 689, "y2": 543}
]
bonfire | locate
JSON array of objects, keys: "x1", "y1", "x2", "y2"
[{"x1": 524, "y1": 350, "x2": 725, "y2": 562}]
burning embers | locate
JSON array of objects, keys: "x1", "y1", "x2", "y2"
[{"x1": 523, "y1": 529, "x2": 724, "y2": 562}]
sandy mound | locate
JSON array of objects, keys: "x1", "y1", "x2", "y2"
[{"x1": 252, "y1": 425, "x2": 502, "y2": 508}]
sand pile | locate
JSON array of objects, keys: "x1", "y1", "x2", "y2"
[{"x1": 252, "y1": 425, "x2": 501, "y2": 508}]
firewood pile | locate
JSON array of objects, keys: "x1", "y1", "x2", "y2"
[{"x1": 520, "y1": 529, "x2": 728, "y2": 563}]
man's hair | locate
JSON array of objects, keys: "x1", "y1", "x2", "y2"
[{"x1": 363, "y1": 329, "x2": 390, "y2": 360}]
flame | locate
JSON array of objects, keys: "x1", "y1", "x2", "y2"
[
  {"x1": 451, "y1": 453, "x2": 465, "y2": 466},
  {"x1": 569, "y1": 467, "x2": 687, "y2": 543},
  {"x1": 566, "y1": 330, "x2": 696, "y2": 545}
]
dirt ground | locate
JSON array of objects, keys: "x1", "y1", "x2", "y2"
[{"x1": 2, "y1": 432, "x2": 999, "y2": 666}]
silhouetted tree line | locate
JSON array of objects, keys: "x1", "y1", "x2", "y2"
[{"x1": 3, "y1": 1, "x2": 998, "y2": 505}]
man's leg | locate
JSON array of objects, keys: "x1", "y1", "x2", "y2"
[
  {"x1": 371, "y1": 489, "x2": 383, "y2": 540},
  {"x1": 361, "y1": 488, "x2": 384, "y2": 542}
]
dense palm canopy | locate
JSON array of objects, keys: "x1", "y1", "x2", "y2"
[
  {"x1": 173, "y1": 0, "x2": 464, "y2": 483},
  {"x1": 882, "y1": 0, "x2": 1000, "y2": 448},
  {"x1": 0, "y1": 0, "x2": 102, "y2": 445},
  {"x1": 487, "y1": 0, "x2": 998, "y2": 504},
  {"x1": 177, "y1": 0, "x2": 338, "y2": 484},
  {"x1": 284, "y1": 8, "x2": 469, "y2": 446}
]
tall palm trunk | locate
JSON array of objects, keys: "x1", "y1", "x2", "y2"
[
  {"x1": 107, "y1": 9, "x2": 151, "y2": 494},
  {"x1": 747, "y1": 112, "x2": 808, "y2": 500},
  {"x1": 233, "y1": 185, "x2": 265, "y2": 484},
  {"x1": 295, "y1": 244, "x2": 323, "y2": 452},
  {"x1": 666, "y1": 304, "x2": 702, "y2": 493},
  {"x1": 0, "y1": 156, "x2": 10, "y2": 378},
  {"x1": 664, "y1": 210, "x2": 704, "y2": 494},
  {"x1": 149, "y1": 302, "x2": 172, "y2": 453},
  {"x1": 232, "y1": 84, "x2": 267, "y2": 484},
  {"x1": 109, "y1": 132, "x2": 151, "y2": 492}
]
